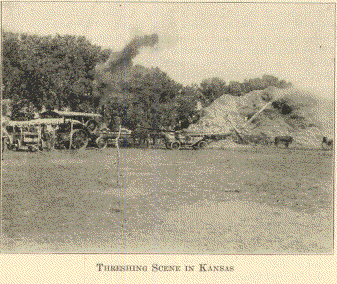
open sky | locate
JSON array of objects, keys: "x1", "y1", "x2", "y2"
[{"x1": 2, "y1": 2, "x2": 335, "y2": 100}]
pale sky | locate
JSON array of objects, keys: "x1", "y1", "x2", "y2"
[{"x1": 2, "y1": 2, "x2": 335, "y2": 100}]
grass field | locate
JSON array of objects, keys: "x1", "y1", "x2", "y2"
[{"x1": 1, "y1": 146, "x2": 334, "y2": 253}]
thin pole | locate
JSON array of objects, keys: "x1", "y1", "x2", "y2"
[
  {"x1": 225, "y1": 114, "x2": 245, "y2": 142},
  {"x1": 115, "y1": 124, "x2": 122, "y2": 187},
  {"x1": 69, "y1": 119, "x2": 73, "y2": 149},
  {"x1": 243, "y1": 101, "x2": 273, "y2": 128},
  {"x1": 37, "y1": 125, "x2": 42, "y2": 150}
]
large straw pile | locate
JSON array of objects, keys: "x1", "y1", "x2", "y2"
[{"x1": 188, "y1": 86, "x2": 333, "y2": 148}]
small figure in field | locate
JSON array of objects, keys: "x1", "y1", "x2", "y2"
[
  {"x1": 322, "y1": 136, "x2": 333, "y2": 150},
  {"x1": 39, "y1": 123, "x2": 53, "y2": 151}
]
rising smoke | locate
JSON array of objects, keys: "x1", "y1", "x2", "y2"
[{"x1": 94, "y1": 33, "x2": 159, "y2": 99}]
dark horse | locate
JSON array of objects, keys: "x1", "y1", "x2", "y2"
[
  {"x1": 322, "y1": 136, "x2": 333, "y2": 150},
  {"x1": 131, "y1": 127, "x2": 150, "y2": 148},
  {"x1": 274, "y1": 135, "x2": 293, "y2": 148}
]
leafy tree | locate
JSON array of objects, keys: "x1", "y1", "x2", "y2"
[
  {"x1": 200, "y1": 77, "x2": 228, "y2": 104},
  {"x1": 173, "y1": 85, "x2": 202, "y2": 129},
  {"x1": 101, "y1": 65, "x2": 183, "y2": 130},
  {"x1": 228, "y1": 81, "x2": 244, "y2": 96},
  {"x1": 2, "y1": 30, "x2": 293, "y2": 131},
  {"x1": 241, "y1": 75, "x2": 292, "y2": 93},
  {"x1": 2, "y1": 31, "x2": 102, "y2": 113}
]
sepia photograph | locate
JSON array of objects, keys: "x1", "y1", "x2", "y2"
[{"x1": 1, "y1": 1, "x2": 334, "y2": 259}]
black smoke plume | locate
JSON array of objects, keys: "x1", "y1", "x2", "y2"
[{"x1": 94, "y1": 33, "x2": 159, "y2": 100}]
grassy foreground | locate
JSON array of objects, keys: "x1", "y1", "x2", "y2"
[{"x1": 1, "y1": 146, "x2": 333, "y2": 253}]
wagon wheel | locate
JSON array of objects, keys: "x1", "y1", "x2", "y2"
[
  {"x1": 6, "y1": 137, "x2": 14, "y2": 150},
  {"x1": 2, "y1": 137, "x2": 10, "y2": 151},
  {"x1": 197, "y1": 140, "x2": 208, "y2": 149},
  {"x1": 30, "y1": 145, "x2": 39, "y2": 152},
  {"x1": 71, "y1": 129, "x2": 89, "y2": 150},
  {"x1": 56, "y1": 134, "x2": 69, "y2": 149},
  {"x1": 170, "y1": 141, "x2": 181, "y2": 150},
  {"x1": 96, "y1": 136, "x2": 107, "y2": 149},
  {"x1": 85, "y1": 119, "x2": 99, "y2": 133}
]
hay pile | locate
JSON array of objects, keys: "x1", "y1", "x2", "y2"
[
  {"x1": 188, "y1": 86, "x2": 333, "y2": 148},
  {"x1": 187, "y1": 94, "x2": 245, "y2": 134}
]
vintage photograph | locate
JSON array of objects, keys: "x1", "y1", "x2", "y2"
[{"x1": 1, "y1": 2, "x2": 334, "y2": 254}]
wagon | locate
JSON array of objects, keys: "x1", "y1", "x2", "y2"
[
  {"x1": 162, "y1": 130, "x2": 211, "y2": 150},
  {"x1": 93, "y1": 127, "x2": 132, "y2": 149},
  {"x1": 10, "y1": 129, "x2": 40, "y2": 151},
  {"x1": 6, "y1": 119, "x2": 62, "y2": 151}
]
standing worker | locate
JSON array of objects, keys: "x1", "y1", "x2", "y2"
[
  {"x1": 40, "y1": 123, "x2": 54, "y2": 151},
  {"x1": 1, "y1": 117, "x2": 10, "y2": 159}
]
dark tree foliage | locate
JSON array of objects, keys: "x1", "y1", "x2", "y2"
[
  {"x1": 173, "y1": 85, "x2": 202, "y2": 130},
  {"x1": 200, "y1": 77, "x2": 228, "y2": 105},
  {"x1": 242, "y1": 75, "x2": 292, "y2": 94},
  {"x1": 199, "y1": 75, "x2": 292, "y2": 106},
  {"x1": 104, "y1": 65, "x2": 184, "y2": 130},
  {"x1": 2, "y1": 30, "x2": 292, "y2": 129},
  {"x1": 2, "y1": 31, "x2": 102, "y2": 118}
]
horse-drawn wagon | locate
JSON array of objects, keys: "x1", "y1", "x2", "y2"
[{"x1": 5, "y1": 118, "x2": 63, "y2": 151}]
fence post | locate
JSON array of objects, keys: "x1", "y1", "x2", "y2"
[
  {"x1": 115, "y1": 124, "x2": 122, "y2": 187},
  {"x1": 69, "y1": 119, "x2": 73, "y2": 150},
  {"x1": 37, "y1": 124, "x2": 42, "y2": 150}
]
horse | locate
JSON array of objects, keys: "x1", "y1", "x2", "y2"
[
  {"x1": 274, "y1": 135, "x2": 293, "y2": 148},
  {"x1": 322, "y1": 136, "x2": 333, "y2": 150},
  {"x1": 131, "y1": 127, "x2": 150, "y2": 148}
]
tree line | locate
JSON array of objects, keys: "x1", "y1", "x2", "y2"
[{"x1": 2, "y1": 31, "x2": 292, "y2": 130}]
